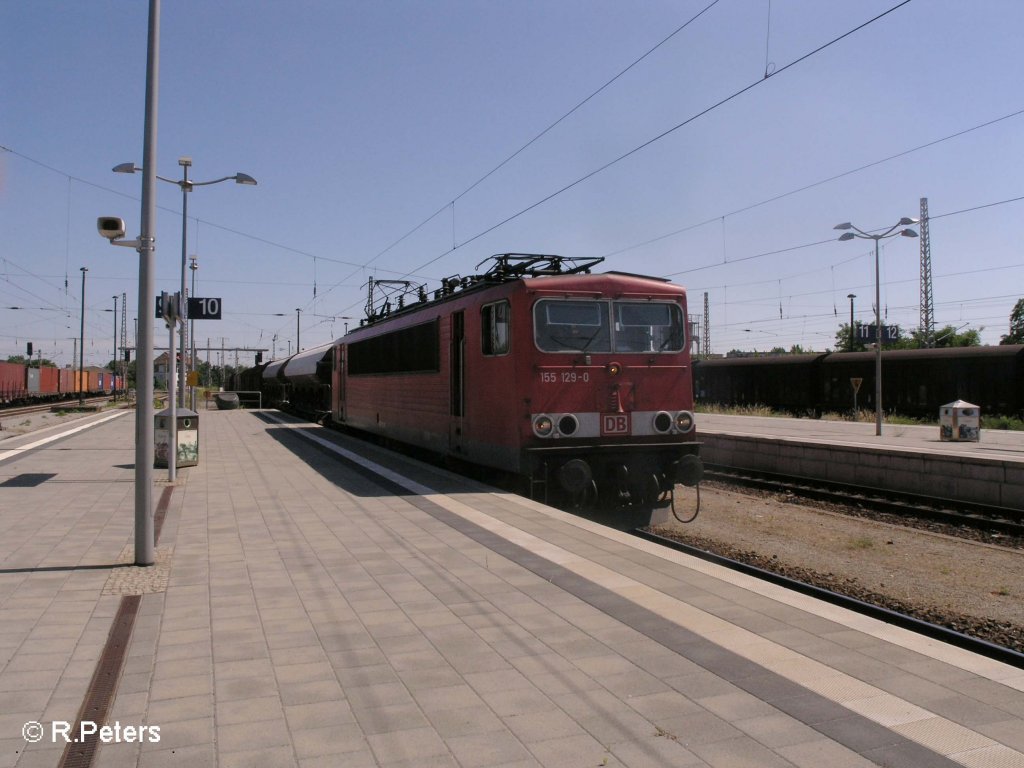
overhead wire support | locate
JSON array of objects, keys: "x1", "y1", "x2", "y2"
[
  {"x1": 919, "y1": 197, "x2": 935, "y2": 347},
  {"x1": 702, "y1": 292, "x2": 711, "y2": 357},
  {"x1": 763, "y1": 0, "x2": 776, "y2": 78}
]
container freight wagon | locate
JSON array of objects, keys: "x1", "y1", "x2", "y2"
[
  {"x1": 0, "y1": 361, "x2": 26, "y2": 404},
  {"x1": 0, "y1": 363, "x2": 67, "y2": 405}
]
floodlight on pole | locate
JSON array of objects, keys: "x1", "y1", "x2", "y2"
[{"x1": 833, "y1": 218, "x2": 918, "y2": 436}]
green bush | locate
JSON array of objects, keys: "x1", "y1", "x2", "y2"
[{"x1": 981, "y1": 414, "x2": 1024, "y2": 431}]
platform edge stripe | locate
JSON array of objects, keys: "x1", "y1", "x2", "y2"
[
  {"x1": 891, "y1": 717, "x2": 1003, "y2": 757},
  {"x1": 420, "y1": 496, "x2": 1012, "y2": 768},
  {"x1": 263, "y1": 413, "x2": 1024, "y2": 768},
  {"x1": 0, "y1": 411, "x2": 127, "y2": 462},
  {"x1": 507, "y1": 491, "x2": 1024, "y2": 685},
  {"x1": 948, "y1": 743, "x2": 1024, "y2": 768}
]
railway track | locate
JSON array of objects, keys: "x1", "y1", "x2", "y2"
[
  {"x1": 703, "y1": 463, "x2": 1024, "y2": 539},
  {"x1": 0, "y1": 396, "x2": 113, "y2": 421},
  {"x1": 634, "y1": 527, "x2": 1024, "y2": 669}
]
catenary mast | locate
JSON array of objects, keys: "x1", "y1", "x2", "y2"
[{"x1": 919, "y1": 197, "x2": 935, "y2": 347}]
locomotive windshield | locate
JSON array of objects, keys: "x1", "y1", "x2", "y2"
[
  {"x1": 615, "y1": 302, "x2": 684, "y2": 352},
  {"x1": 534, "y1": 299, "x2": 684, "y2": 353}
]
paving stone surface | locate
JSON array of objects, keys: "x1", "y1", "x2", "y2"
[{"x1": 1, "y1": 408, "x2": 1022, "y2": 768}]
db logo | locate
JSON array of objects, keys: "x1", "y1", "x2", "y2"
[{"x1": 601, "y1": 414, "x2": 631, "y2": 436}]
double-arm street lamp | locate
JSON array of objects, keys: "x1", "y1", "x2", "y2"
[
  {"x1": 834, "y1": 218, "x2": 918, "y2": 436},
  {"x1": 114, "y1": 158, "x2": 256, "y2": 408}
]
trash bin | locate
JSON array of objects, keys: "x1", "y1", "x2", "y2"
[
  {"x1": 939, "y1": 400, "x2": 980, "y2": 442},
  {"x1": 155, "y1": 407, "x2": 200, "y2": 467}
]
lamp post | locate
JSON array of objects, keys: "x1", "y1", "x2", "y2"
[
  {"x1": 846, "y1": 293, "x2": 856, "y2": 352},
  {"x1": 95, "y1": 0, "x2": 160, "y2": 567},
  {"x1": 79, "y1": 267, "x2": 88, "y2": 406},
  {"x1": 114, "y1": 159, "x2": 256, "y2": 409},
  {"x1": 112, "y1": 294, "x2": 118, "y2": 399},
  {"x1": 296, "y1": 308, "x2": 301, "y2": 353},
  {"x1": 189, "y1": 255, "x2": 198, "y2": 407},
  {"x1": 834, "y1": 218, "x2": 918, "y2": 436}
]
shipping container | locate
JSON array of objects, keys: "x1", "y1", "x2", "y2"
[
  {"x1": 39, "y1": 366, "x2": 59, "y2": 395},
  {"x1": 0, "y1": 361, "x2": 26, "y2": 403},
  {"x1": 59, "y1": 367, "x2": 74, "y2": 394}
]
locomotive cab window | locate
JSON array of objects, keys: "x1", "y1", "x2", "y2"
[
  {"x1": 614, "y1": 302, "x2": 684, "y2": 353},
  {"x1": 534, "y1": 299, "x2": 682, "y2": 354},
  {"x1": 534, "y1": 300, "x2": 611, "y2": 352},
  {"x1": 481, "y1": 300, "x2": 510, "y2": 356}
]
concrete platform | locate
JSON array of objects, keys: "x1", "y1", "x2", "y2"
[
  {"x1": 1, "y1": 408, "x2": 1023, "y2": 767},
  {"x1": 696, "y1": 413, "x2": 1024, "y2": 510},
  {"x1": 695, "y1": 414, "x2": 1024, "y2": 461}
]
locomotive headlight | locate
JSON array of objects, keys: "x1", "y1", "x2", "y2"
[
  {"x1": 533, "y1": 414, "x2": 554, "y2": 438},
  {"x1": 653, "y1": 411, "x2": 673, "y2": 434},
  {"x1": 607, "y1": 361, "x2": 622, "y2": 376},
  {"x1": 675, "y1": 410, "x2": 695, "y2": 433},
  {"x1": 557, "y1": 414, "x2": 579, "y2": 436}
]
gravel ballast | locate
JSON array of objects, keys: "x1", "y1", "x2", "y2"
[{"x1": 651, "y1": 481, "x2": 1024, "y2": 654}]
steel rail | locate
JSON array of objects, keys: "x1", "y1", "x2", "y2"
[
  {"x1": 634, "y1": 527, "x2": 1024, "y2": 670},
  {"x1": 703, "y1": 464, "x2": 1024, "y2": 537}
]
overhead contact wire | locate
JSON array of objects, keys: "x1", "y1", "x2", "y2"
[
  {"x1": 317, "y1": 0, "x2": 724, "y2": 309},
  {"x1": 399, "y1": 0, "x2": 916, "y2": 280}
]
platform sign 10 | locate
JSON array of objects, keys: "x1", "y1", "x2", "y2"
[
  {"x1": 187, "y1": 297, "x2": 222, "y2": 320},
  {"x1": 156, "y1": 295, "x2": 221, "y2": 320}
]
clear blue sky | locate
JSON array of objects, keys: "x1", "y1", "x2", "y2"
[{"x1": 3, "y1": 0, "x2": 1022, "y2": 368}]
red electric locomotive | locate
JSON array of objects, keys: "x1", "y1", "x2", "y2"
[{"x1": 330, "y1": 254, "x2": 702, "y2": 513}]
